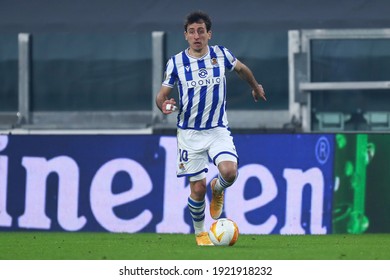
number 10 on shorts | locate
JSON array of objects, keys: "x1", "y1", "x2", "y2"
[{"x1": 179, "y1": 149, "x2": 188, "y2": 162}]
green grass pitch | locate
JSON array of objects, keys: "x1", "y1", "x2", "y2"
[{"x1": 0, "y1": 232, "x2": 389, "y2": 260}]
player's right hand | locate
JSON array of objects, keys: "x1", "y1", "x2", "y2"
[{"x1": 162, "y1": 98, "x2": 177, "y2": 114}]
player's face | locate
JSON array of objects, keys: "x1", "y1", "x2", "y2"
[{"x1": 185, "y1": 22, "x2": 211, "y2": 56}]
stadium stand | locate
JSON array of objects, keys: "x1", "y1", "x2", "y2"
[{"x1": 1, "y1": 0, "x2": 390, "y2": 132}]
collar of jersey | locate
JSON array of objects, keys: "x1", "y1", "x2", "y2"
[{"x1": 185, "y1": 45, "x2": 210, "y2": 60}]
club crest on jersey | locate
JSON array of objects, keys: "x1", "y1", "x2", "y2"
[
  {"x1": 211, "y1": 58, "x2": 218, "y2": 66},
  {"x1": 198, "y1": 68, "x2": 208, "y2": 78}
]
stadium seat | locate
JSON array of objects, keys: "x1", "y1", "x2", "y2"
[
  {"x1": 364, "y1": 111, "x2": 390, "y2": 131},
  {"x1": 316, "y1": 112, "x2": 346, "y2": 131}
]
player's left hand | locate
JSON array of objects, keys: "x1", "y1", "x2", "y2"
[{"x1": 252, "y1": 84, "x2": 266, "y2": 102}]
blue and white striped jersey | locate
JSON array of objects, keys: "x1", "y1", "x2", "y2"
[{"x1": 162, "y1": 45, "x2": 237, "y2": 130}]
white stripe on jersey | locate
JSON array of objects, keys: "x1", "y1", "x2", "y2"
[{"x1": 162, "y1": 45, "x2": 237, "y2": 130}]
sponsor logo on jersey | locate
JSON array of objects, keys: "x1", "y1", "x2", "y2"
[
  {"x1": 198, "y1": 68, "x2": 208, "y2": 78},
  {"x1": 186, "y1": 77, "x2": 221, "y2": 88}
]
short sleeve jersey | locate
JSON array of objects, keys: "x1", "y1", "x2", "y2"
[{"x1": 162, "y1": 45, "x2": 237, "y2": 130}]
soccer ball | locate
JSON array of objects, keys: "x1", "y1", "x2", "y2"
[{"x1": 208, "y1": 218, "x2": 239, "y2": 246}]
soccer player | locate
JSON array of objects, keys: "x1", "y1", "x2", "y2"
[{"x1": 156, "y1": 11, "x2": 266, "y2": 246}]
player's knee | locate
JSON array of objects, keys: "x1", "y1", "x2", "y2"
[
  {"x1": 219, "y1": 163, "x2": 238, "y2": 183},
  {"x1": 221, "y1": 170, "x2": 237, "y2": 183},
  {"x1": 190, "y1": 180, "x2": 207, "y2": 200}
]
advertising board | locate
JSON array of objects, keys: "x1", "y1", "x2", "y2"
[{"x1": 0, "y1": 134, "x2": 333, "y2": 234}]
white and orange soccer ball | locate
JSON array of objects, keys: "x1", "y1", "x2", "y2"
[{"x1": 208, "y1": 218, "x2": 239, "y2": 246}]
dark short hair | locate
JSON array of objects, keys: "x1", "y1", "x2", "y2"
[{"x1": 184, "y1": 11, "x2": 212, "y2": 32}]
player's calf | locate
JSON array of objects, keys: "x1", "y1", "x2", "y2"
[{"x1": 210, "y1": 178, "x2": 224, "y2": 219}]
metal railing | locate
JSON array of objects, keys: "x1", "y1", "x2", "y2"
[{"x1": 289, "y1": 28, "x2": 390, "y2": 132}]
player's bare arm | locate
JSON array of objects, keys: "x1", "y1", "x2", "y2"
[
  {"x1": 234, "y1": 60, "x2": 267, "y2": 102},
  {"x1": 156, "y1": 86, "x2": 176, "y2": 114}
]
